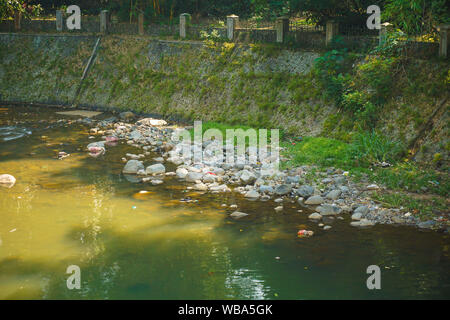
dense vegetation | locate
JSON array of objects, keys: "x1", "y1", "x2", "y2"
[{"x1": 3, "y1": 0, "x2": 448, "y2": 36}]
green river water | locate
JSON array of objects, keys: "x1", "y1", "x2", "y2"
[{"x1": 0, "y1": 105, "x2": 449, "y2": 299}]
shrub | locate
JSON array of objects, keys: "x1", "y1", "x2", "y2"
[{"x1": 350, "y1": 130, "x2": 405, "y2": 165}]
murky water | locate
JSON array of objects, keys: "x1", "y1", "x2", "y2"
[{"x1": 0, "y1": 105, "x2": 449, "y2": 299}]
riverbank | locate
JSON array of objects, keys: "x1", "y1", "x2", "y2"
[
  {"x1": 14, "y1": 105, "x2": 441, "y2": 232},
  {"x1": 0, "y1": 34, "x2": 448, "y2": 231}
]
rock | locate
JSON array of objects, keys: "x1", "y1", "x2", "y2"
[
  {"x1": 137, "y1": 118, "x2": 167, "y2": 126},
  {"x1": 286, "y1": 175, "x2": 300, "y2": 184},
  {"x1": 334, "y1": 176, "x2": 346, "y2": 185},
  {"x1": 209, "y1": 184, "x2": 231, "y2": 192},
  {"x1": 274, "y1": 198, "x2": 283, "y2": 203},
  {"x1": 308, "y1": 212, "x2": 322, "y2": 220},
  {"x1": 274, "y1": 206, "x2": 283, "y2": 212},
  {"x1": 87, "y1": 141, "x2": 105, "y2": 149},
  {"x1": 317, "y1": 204, "x2": 342, "y2": 216},
  {"x1": 321, "y1": 178, "x2": 333, "y2": 184},
  {"x1": 367, "y1": 184, "x2": 380, "y2": 190},
  {"x1": 275, "y1": 184, "x2": 292, "y2": 196},
  {"x1": 297, "y1": 185, "x2": 314, "y2": 197},
  {"x1": 350, "y1": 219, "x2": 375, "y2": 227},
  {"x1": 239, "y1": 170, "x2": 256, "y2": 184},
  {"x1": 0, "y1": 174, "x2": 16, "y2": 188},
  {"x1": 391, "y1": 216, "x2": 404, "y2": 224},
  {"x1": 176, "y1": 167, "x2": 189, "y2": 179},
  {"x1": 119, "y1": 111, "x2": 135, "y2": 121},
  {"x1": 259, "y1": 185, "x2": 274, "y2": 193},
  {"x1": 351, "y1": 212, "x2": 363, "y2": 220},
  {"x1": 418, "y1": 220, "x2": 436, "y2": 229},
  {"x1": 146, "y1": 163, "x2": 166, "y2": 175},
  {"x1": 323, "y1": 225, "x2": 332, "y2": 230},
  {"x1": 123, "y1": 160, "x2": 144, "y2": 174},
  {"x1": 202, "y1": 173, "x2": 217, "y2": 183},
  {"x1": 129, "y1": 130, "x2": 142, "y2": 141},
  {"x1": 193, "y1": 183, "x2": 208, "y2": 191},
  {"x1": 326, "y1": 189, "x2": 341, "y2": 200},
  {"x1": 354, "y1": 205, "x2": 369, "y2": 215},
  {"x1": 305, "y1": 195, "x2": 324, "y2": 205},
  {"x1": 186, "y1": 172, "x2": 203, "y2": 183},
  {"x1": 297, "y1": 197, "x2": 304, "y2": 205},
  {"x1": 153, "y1": 157, "x2": 164, "y2": 162},
  {"x1": 245, "y1": 190, "x2": 260, "y2": 199},
  {"x1": 230, "y1": 211, "x2": 248, "y2": 219},
  {"x1": 151, "y1": 179, "x2": 164, "y2": 185}
]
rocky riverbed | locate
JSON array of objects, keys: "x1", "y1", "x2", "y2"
[
  {"x1": 3, "y1": 108, "x2": 446, "y2": 233},
  {"x1": 66, "y1": 110, "x2": 447, "y2": 234}
]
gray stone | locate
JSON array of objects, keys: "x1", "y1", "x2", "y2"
[
  {"x1": 122, "y1": 160, "x2": 144, "y2": 174},
  {"x1": 202, "y1": 174, "x2": 216, "y2": 183},
  {"x1": 274, "y1": 184, "x2": 292, "y2": 195},
  {"x1": 334, "y1": 176, "x2": 346, "y2": 185},
  {"x1": 146, "y1": 163, "x2": 166, "y2": 175},
  {"x1": 305, "y1": 195, "x2": 324, "y2": 205},
  {"x1": 193, "y1": 183, "x2": 208, "y2": 191},
  {"x1": 354, "y1": 205, "x2": 370, "y2": 215},
  {"x1": 418, "y1": 220, "x2": 436, "y2": 229},
  {"x1": 259, "y1": 185, "x2": 274, "y2": 193},
  {"x1": 274, "y1": 206, "x2": 283, "y2": 212},
  {"x1": 350, "y1": 219, "x2": 375, "y2": 227},
  {"x1": 323, "y1": 225, "x2": 332, "y2": 230},
  {"x1": 326, "y1": 189, "x2": 341, "y2": 200},
  {"x1": 245, "y1": 190, "x2": 260, "y2": 199},
  {"x1": 351, "y1": 212, "x2": 362, "y2": 220},
  {"x1": 176, "y1": 167, "x2": 188, "y2": 179},
  {"x1": 87, "y1": 141, "x2": 105, "y2": 149},
  {"x1": 317, "y1": 204, "x2": 342, "y2": 216},
  {"x1": 239, "y1": 170, "x2": 257, "y2": 184},
  {"x1": 129, "y1": 130, "x2": 142, "y2": 141},
  {"x1": 186, "y1": 172, "x2": 203, "y2": 182},
  {"x1": 286, "y1": 175, "x2": 300, "y2": 184},
  {"x1": 119, "y1": 111, "x2": 135, "y2": 120},
  {"x1": 297, "y1": 185, "x2": 314, "y2": 197},
  {"x1": 308, "y1": 212, "x2": 322, "y2": 220},
  {"x1": 230, "y1": 211, "x2": 248, "y2": 219}
]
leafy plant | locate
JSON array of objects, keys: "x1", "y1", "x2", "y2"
[{"x1": 350, "y1": 130, "x2": 404, "y2": 165}]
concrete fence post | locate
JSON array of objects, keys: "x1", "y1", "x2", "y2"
[
  {"x1": 325, "y1": 20, "x2": 339, "y2": 46},
  {"x1": 14, "y1": 10, "x2": 21, "y2": 31},
  {"x1": 179, "y1": 13, "x2": 190, "y2": 38},
  {"x1": 227, "y1": 15, "x2": 239, "y2": 41},
  {"x1": 138, "y1": 13, "x2": 144, "y2": 35},
  {"x1": 100, "y1": 10, "x2": 109, "y2": 34},
  {"x1": 437, "y1": 25, "x2": 449, "y2": 58},
  {"x1": 379, "y1": 22, "x2": 392, "y2": 45},
  {"x1": 56, "y1": 10, "x2": 63, "y2": 31},
  {"x1": 276, "y1": 16, "x2": 289, "y2": 43}
]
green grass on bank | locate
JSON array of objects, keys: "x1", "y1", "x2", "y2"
[{"x1": 195, "y1": 121, "x2": 449, "y2": 217}]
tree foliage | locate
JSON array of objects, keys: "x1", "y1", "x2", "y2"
[
  {"x1": 383, "y1": 0, "x2": 450, "y2": 35},
  {"x1": 0, "y1": 0, "x2": 42, "y2": 19}
]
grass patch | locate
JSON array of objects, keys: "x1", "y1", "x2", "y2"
[
  {"x1": 371, "y1": 191, "x2": 448, "y2": 220},
  {"x1": 281, "y1": 136, "x2": 352, "y2": 168}
]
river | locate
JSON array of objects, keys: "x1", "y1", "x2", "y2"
[{"x1": 0, "y1": 105, "x2": 449, "y2": 299}]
